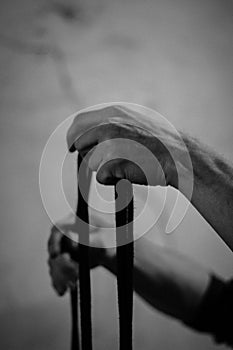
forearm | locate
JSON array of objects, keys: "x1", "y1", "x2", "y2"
[
  {"x1": 171, "y1": 133, "x2": 233, "y2": 250},
  {"x1": 102, "y1": 238, "x2": 210, "y2": 323}
]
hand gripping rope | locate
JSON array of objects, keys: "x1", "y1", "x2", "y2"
[{"x1": 69, "y1": 154, "x2": 134, "y2": 350}]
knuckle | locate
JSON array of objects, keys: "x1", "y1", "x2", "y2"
[
  {"x1": 110, "y1": 105, "x2": 121, "y2": 114},
  {"x1": 96, "y1": 167, "x2": 109, "y2": 184},
  {"x1": 101, "y1": 105, "x2": 117, "y2": 116}
]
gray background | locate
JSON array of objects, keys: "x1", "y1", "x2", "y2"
[{"x1": 0, "y1": 0, "x2": 233, "y2": 349}]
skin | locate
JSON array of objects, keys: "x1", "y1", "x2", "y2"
[
  {"x1": 67, "y1": 105, "x2": 233, "y2": 249},
  {"x1": 48, "y1": 220, "x2": 211, "y2": 323},
  {"x1": 48, "y1": 105, "x2": 233, "y2": 325}
]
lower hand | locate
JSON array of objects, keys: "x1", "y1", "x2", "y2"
[{"x1": 47, "y1": 214, "x2": 112, "y2": 296}]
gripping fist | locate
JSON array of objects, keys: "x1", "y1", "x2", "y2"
[
  {"x1": 47, "y1": 214, "x2": 112, "y2": 296},
  {"x1": 67, "y1": 105, "x2": 177, "y2": 187}
]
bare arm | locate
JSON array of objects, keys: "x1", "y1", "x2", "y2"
[
  {"x1": 67, "y1": 105, "x2": 233, "y2": 250},
  {"x1": 48, "y1": 218, "x2": 213, "y2": 324},
  {"x1": 170, "y1": 134, "x2": 233, "y2": 250},
  {"x1": 102, "y1": 237, "x2": 211, "y2": 323},
  {"x1": 48, "y1": 219, "x2": 231, "y2": 343}
]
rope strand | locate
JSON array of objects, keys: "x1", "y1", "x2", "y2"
[
  {"x1": 61, "y1": 231, "x2": 80, "y2": 350},
  {"x1": 70, "y1": 157, "x2": 134, "y2": 350},
  {"x1": 115, "y1": 181, "x2": 134, "y2": 350},
  {"x1": 70, "y1": 286, "x2": 79, "y2": 350},
  {"x1": 76, "y1": 154, "x2": 92, "y2": 350}
]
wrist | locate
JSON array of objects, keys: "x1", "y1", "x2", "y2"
[{"x1": 165, "y1": 133, "x2": 194, "y2": 191}]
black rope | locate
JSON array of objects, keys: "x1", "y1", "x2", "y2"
[
  {"x1": 70, "y1": 155, "x2": 93, "y2": 350},
  {"x1": 77, "y1": 154, "x2": 92, "y2": 350},
  {"x1": 60, "y1": 228, "x2": 80, "y2": 350},
  {"x1": 69, "y1": 156, "x2": 134, "y2": 350},
  {"x1": 115, "y1": 181, "x2": 134, "y2": 350},
  {"x1": 70, "y1": 286, "x2": 79, "y2": 350}
]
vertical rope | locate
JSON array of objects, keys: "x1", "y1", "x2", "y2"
[
  {"x1": 61, "y1": 230, "x2": 80, "y2": 350},
  {"x1": 62, "y1": 235, "x2": 80, "y2": 350},
  {"x1": 70, "y1": 286, "x2": 79, "y2": 350},
  {"x1": 115, "y1": 181, "x2": 134, "y2": 350},
  {"x1": 76, "y1": 154, "x2": 92, "y2": 350},
  {"x1": 69, "y1": 156, "x2": 134, "y2": 350}
]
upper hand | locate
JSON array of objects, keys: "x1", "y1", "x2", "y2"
[{"x1": 67, "y1": 105, "x2": 175, "y2": 187}]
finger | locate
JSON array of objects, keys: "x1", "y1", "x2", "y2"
[
  {"x1": 48, "y1": 227, "x2": 63, "y2": 258},
  {"x1": 67, "y1": 281, "x2": 77, "y2": 291},
  {"x1": 96, "y1": 158, "x2": 125, "y2": 185},
  {"x1": 61, "y1": 254, "x2": 79, "y2": 280},
  {"x1": 73, "y1": 126, "x2": 101, "y2": 155},
  {"x1": 49, "y1": 254, "x2": 79, "y2": 295},
  {"x1": 88, "y1": 138, "x2": 122, "y2": 173},
  {"x1": 48, "y1": 218, "x2": 79, "y2": 258},
  {"x1": 67, "y1": 106, "x2": 123, "y2": 152},
  {"x1": 50, "y1": 262, "x2": 68, "y2": 296},
  {"x1": 51, "y1": 253, "x2": 79, "y2": 282},
  {"x1": 67, "y1": 108, "x2": 108, "y2": 152},
  {"x1": 53, "y1": 281, "x2": 68, "y2": 296}
]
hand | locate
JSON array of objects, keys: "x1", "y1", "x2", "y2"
[
  {"x1": 47, "y1": 214, "x2": 114, "y2": 296},
  {"x1": 67, "y1": 105, "x2": 178, "y2": 187}
]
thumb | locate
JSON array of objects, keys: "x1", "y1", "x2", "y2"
[
  {"x1": 96, "y1": 159, "x2": 125, "y2": 185},
  {"x1": 96, "y1": 159, "x2": 147, "y2": 185}
]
